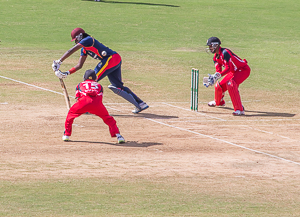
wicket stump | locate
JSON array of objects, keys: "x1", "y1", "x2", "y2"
[{"x1": 191, "y1": 68, "x2": 199, "y2": 111}]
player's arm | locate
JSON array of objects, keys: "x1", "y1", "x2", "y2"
[
  {"x1": 220, "y1": 50, "x2": 232, "y2": 75},
  {"x1": 53, "y1": 45, "x2": 87, "y2": 78},
  {"x1": 65, "y1": 54, "x2": 87, "y2": 75},
  {"x1": 75, "y1": 83, "x2": 82, "y2": 101},
  {"x1": 73, "y1": 55, "x2": 87, "y2": 72},
  {"x1": 214, "y1": 61, "x2": 222, "y2": 73},
  {"x1": 52, "y1": 43, "x2": 83, "y2": 73},
  {"x1": 60, "y1": 44, "x2": 82, "y2": 62}
]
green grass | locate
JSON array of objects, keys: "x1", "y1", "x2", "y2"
[
  {"x1": 1, "y1": 0, "x2": 299, "y2": 95},
  {"x1": 0, "y1": 0, "x2": 300, "y2": 216},
  {"x1": 0, "y1": 178, "x2": 299, "y2": 216},
  {"x1": 1, "y1": 0, "x2": 299, "y2": 104}
]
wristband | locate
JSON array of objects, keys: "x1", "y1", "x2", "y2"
[{"x1": 69, "y1": 67, "x2": 76, "y2": 74}]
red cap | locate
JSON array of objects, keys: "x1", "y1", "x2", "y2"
[{"x1": 71, "y1": 28, "x2": 85, "y2": 41}]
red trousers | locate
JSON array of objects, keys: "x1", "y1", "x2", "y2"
[
  {"x1": 218, "y1": 65, "x2": 250, "y2": 91},
  {"x1": 64, "y1": 95, "x2": 120, "y2": 137},
  {"x1": 215, "y1": 65, "x2": 251, "y2": 111}
]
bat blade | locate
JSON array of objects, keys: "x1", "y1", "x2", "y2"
[{"x1": 59, "y1": 78, "x2": 71, "y2": 110}]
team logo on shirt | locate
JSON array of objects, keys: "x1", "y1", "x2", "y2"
[{"x1": 87, "y1": 51, "x2": 101, "y2": 60}]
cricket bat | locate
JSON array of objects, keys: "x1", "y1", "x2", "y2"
[{"x1": 59, "y1": 78, "x2": 71, "y2": 110}]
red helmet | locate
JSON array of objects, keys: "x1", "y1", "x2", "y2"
[{"x1": 71, "y1": 28, "x2": 85, "y2": 41}]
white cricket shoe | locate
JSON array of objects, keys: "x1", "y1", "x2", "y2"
[
  {"x1": 208, "y1": 100, "x2": 225, "y2": 107},
  {"x1": 116, "y1": 134, "x2": 125, "y2": 144},
  {"x1": 232, "y1": 110, "x2": 245, "y2": 116},
  {"x1": 132, "y1": 102, "x2": 149, "y2": 114},
  {"x1": 62, "y1": 135, "x2": 70, "y2": 141}
]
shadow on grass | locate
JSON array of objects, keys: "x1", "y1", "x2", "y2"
[
  {"x1": 68, "y1": 140, "x2": 163, "y2": 147},
  {"x1": 219, "y1": 107, "x2": 296, "y2": 117},
  {"x1": 82, "y1": 0, "x2": 180, "y2": 7}
]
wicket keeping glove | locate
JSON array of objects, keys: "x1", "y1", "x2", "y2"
[
  {"x1": 208, "y1": 72, "x2": 221, "y2": 86},
  {"x1": 55, "y1": 70, "x2": 70, "y2": 79},
  {"x1": 52, "y1": 60, "x2": 62, "y2": 71}
]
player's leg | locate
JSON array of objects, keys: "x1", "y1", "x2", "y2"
[
  {"x1": 63, "y1": 99, "x2": 88, "y2": 141},
  {"x1": 106, "y1": 64, "x2": 148, "y2": 113},
  {"x1": 228, "y1": 65, "x2": 250, "y2": 115},
  {"x1": 227, "y1": 79, "x2": 244, "y2": 115},
  {"x1": 215, "y1": 81, "x2": 226, "y2": 106},
  {"x1": 94, "y1": 57, "x2": 140, "y2": 107},
  {"x1": 208, "y1": 74, "x2": 231, "y2": 107},
  {"x1": 95, "y1": 54, "x2": 122, "y2": 81},
  {"x1": 90, "y1": 98, "x2": 125, "y2": 143},
  {"x1": 233, "y1": 65, "x2": 251, "y2": 85},
  {"x1": 94, "y1": 54, "x2": 148, "y2": 113}
]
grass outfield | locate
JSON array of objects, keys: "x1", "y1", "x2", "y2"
[{"x1": 0, "y1": 0, "x2": 300, "y2": 216}]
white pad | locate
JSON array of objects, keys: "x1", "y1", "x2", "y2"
[{"x1": 108, "y1": 85, "x2": 140, "y2": 108}]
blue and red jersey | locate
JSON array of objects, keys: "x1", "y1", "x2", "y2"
[
  {"x1": 79, "y1": 36, "x2": 117, "y2": 60},
  {"x1": 75, "y1": 80, "x2": 103, "y2": 99},
  {"x1": 213, "y1": 47, "x2": 248, "y2": 76}
]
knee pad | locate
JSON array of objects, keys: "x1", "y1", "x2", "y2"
[
  {"x1": 123, "y1": 86, "x2": 132, "y2": 94},
  {"x1": 214, "y1": 82, "x2": 224, "y2": 106},
  {"x1": 108, "y1": 85, "x2": 140, "y2": 107},
  {"x1": 226, "y1": 79, "x2": 243, "y2": 111}
]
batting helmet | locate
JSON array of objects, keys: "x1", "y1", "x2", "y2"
[
  {"x1": 71, "y1": 28, "x2": 85, "y2": 41},
  {"x1": 83, "y1": 69, "x2": 97, "y2": 81},
  {"x1": 206, "y1": 37, "x2": 221, "y2": 46}
]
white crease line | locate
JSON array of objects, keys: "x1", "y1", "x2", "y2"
[
  {"x1": 246, "y1": 126, "x2": 297, "y2": 141},
  {"x1": 2, "y1": 75, "x2": 299, "y2": 165},
  {"x1": 0, "y1": 75, "x2": 75, "y2": 98},
  {"x1": 105, "y1": 106, "x2": 124, "y2": 112},
  {"x1": 72, "y1": 124, "x2": 84, "y2": 128},
  {"x1": 162, "y1": 102, "x2": 227, "y2": 121},
  {"x1": 0, "y1": 75, "x2": 129, "y2": 111},
  {"x1": 153, "y1": 100, "x2": 262, "y2": 104},
  {"x1": 146, "y1": 118, "x2": 300, "y2": 166}
]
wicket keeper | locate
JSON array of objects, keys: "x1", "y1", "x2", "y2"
[{"x1": 205, "y1": 37, "x2": 251, "y2": 116}]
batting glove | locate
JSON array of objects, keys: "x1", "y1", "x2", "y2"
[
  {"x1": 55, "y1": 70, "x2": 70, "y2": 79},
  {"x1": 208, "y1": 72, "x2": 221, "y2": 86},
  {"x1": 52, "y1": 60, "x2": 62, "y2": 71}
]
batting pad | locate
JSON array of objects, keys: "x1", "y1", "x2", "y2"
[{"x1": 108, "y1": 85, "x2": 140, "y2": 108}]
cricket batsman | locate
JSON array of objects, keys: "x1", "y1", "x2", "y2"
[
  {"x1": 204, "y1": 37, "x2": 251, "y2": 116},
  {"x1": 62, "y1": 69, "x2": 125, "y2": 143},
  {"x1": 52, "y1": 27, "x2": 149, "y2": 114}
]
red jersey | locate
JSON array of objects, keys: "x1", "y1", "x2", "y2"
[
  {"x1": 213, "y1": 47, "x2": 248, "y2": 76},
  {"x1": 75, "y1": 80, "x2": 103, "y2": 99}
]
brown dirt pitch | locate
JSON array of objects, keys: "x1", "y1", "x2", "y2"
[{"x1": 0, "y1": 80, "x2": 300, "y2": 214}]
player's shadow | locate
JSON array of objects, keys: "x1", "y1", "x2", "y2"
[
  {"x1": 82, "y1": 0, "x2": 180, "y2": 7},
  {"x1": 69, "y1": 140, "x2": 162, "y2": 147},
  {"x1": 112, "y1": 113, "x2": 178, "y2": 119},
  {"x1": 114, "y1": 141, "x2": 163, "y2": 147},
  {"x1": 219, "y1": 107, "x2": 295, "y2": 117}
]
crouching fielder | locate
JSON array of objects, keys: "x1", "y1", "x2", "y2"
[
  {"x1": 205, "y1": 37, "x2": 251, "y2": 116},
  {"x1": 62, "y1": 69, "x2": 125, "y2": 144}
]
